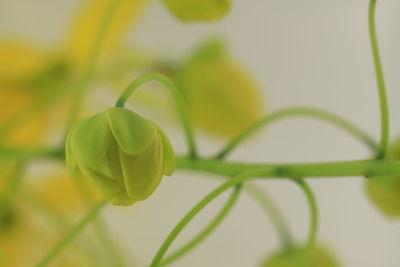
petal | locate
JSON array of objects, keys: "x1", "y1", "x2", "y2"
[
  {"x1": 105, "y1": 107, "x2": 156, "y2": 155},
  {"x1": 78, "y1": 164, "x2": 122, "y2": 201},
  {"x1": 118, "y1": 136, "x2": 164, "y2": 202},
  {"x1": 157, "y1": 126, "x2": 175, "y2": 176},
  {"x1": 69, "y1": 113, "x2": 111, "y2": 167},
  {"x1": 65, "y1": 126, "x2": 78, "y2": 173}
]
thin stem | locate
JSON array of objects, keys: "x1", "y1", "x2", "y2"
[
  {"x1": 216, "y1": 107, "x2": 377, "y2": 159},
  {"x1": 115, "y1": 73, "x2": 198, "y2": 158},
  {"x1": 293, "y1": 179, "x2": 318, "y2": 251},
  {"x1": 160, "y1": 185, "x2": 242, "y2": 266},
  {"x1": 71, "y1": 175, "x2": 125, "y2": 266},
  {"x1": 149, "y1": 169, "x2": 268, "y2": 267},
  {"x1": 0, "y1": 147, "x2": 63, "y2": 167},
  {"x1": 176, "y1": 156, "x2": 400, "y2": 179},
  {"x1": 66, "y1": 0, "x2": 123, "y2": 128},
  {"x1": 34, "y1": 200, "x2": 107, "y2": 267},
  {"x1": 244, "y1": 183, "x2": 294, "y2": 250},
  {"x1": 369, "y1": 0, "x2": 389, "y2": 159}
]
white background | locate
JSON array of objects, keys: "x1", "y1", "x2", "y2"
[{"x1": 1, "y1": 0, "x2": 400, "y2": 266}]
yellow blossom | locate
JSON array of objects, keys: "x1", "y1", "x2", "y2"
[{"x1": 64, "y1": 0, "x2": 149, "y2": 67}]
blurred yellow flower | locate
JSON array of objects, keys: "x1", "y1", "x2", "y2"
[
  {"x1": 0, "y1": 88, "x2": 48, "y2": 147},
  {"x1": 37, "y1": 171, "x2": 101, "y2": 215},
  {"x1": 0, "y1": 42, "x2": 50, "y2": 147},
  {"x1": 0, "y1": 196, "x2": 97, "y2": 267},
  {"x1": 64, "y1": 0, "x2": 148, "y2": 67},
  {"x1": 178, "y1": 39, "x2": 263, "y2": 138},
  {"x1": 0, "y1": 41, "x2": 46, "y2": 86}
]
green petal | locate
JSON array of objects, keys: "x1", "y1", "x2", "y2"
[
  {"x1": 105, "y1": 107, "x2": 156, "y2": 155},
  {"x1": 69, "y1": 113, "x2": 111, "y2": 167},
  {"x1": 78, "y1": 164, "x2": 122, "y2": 202},
  {"x1": 65, "y1": 124, "x2": 78, "y2": 173},
  {"x1": 118, "y1": 136, "x2": 164, "y2": 202},
  {"x1": 162, "y1": 0, "x2": 231, "y2": 22},
  {"x1": 157, "y1": 126, "x2": 175, "y2": 176}
]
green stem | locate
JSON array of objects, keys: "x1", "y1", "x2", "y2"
[
  {"x1": 34, "y1": 200, "x2": 107, "y2": 267},
  {"x1": 369, "y1": 0, "x2": 389, "y2": 159},
  {"x1": 71, "y1": 175, "x2": 125, "y2": 266},
  {"x1": 293, "y1": 180, "x2": 318, "y2": 251},
  {"x1": 4, "y1": 147, "x2": 400, "y2": 180},
  {"x1": 176, "y1": 156, "x2": 400, "y2": 178},
  {"x1": 216, "y1": 107, "x2": 377, "y2": 159},
  {"x1": 244, "y1": 183, "x2": 294, "y2": 250},
  {"x1": 160, "y1": 185, "x2": 242, "y2": 266},
  {"x1": 0, "y1": 147, "x2": 63, "y2": 168},
  {"x1": 0, "y1": 147, "x2": 64, "y2": 167},
  {"x1": 149, "y1": 170, "x2": 267, "y2": 267},
  {"x1": 115, "y1": 73, "x2": 198, "y2": 158},
  {"x1": 66, "y1": 0, "x2": 123, "y2": 128}
]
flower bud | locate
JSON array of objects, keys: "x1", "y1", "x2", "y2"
[
  {"x1": 365, "y1": 136, "x2": 400, "y2": 217},
  {"x1": 65, "y1": 107, "x2": 175, "y2": 206},
  {"x1": 261, "y1": 245, "x2": 340, "y2": 267},
  {"x1": 161, "y1": 0, "x2": 231, "y2": 22},
  {"x1": 177, "y1": 39, "x2": 263, "y2": 138}
]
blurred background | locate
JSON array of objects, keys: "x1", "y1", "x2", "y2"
[{"x1": 1, "y1": 0, "x2": 400, "y2": 266}]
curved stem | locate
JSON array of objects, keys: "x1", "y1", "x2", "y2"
[
  {"x1": 66, "y1": 0, "x2": 123, "y2": 128},
  {"x1": 215, "y1": 107, "x2": 377, "y2": 159},
  {"x1": 149, "y1": 169, "x2": 268, "y2": 267},
  {"x1": 160, "y1": 185, "x2": 242, "y2": 266},
  {"x1": 34, "y1": 200, "x2": 107, "y2": 267},
  {"x1": 369, "y1": 0, "x2": 389, "y2": 159},
  {"x1": 115, "y1": 73, "x2": 198, "y2": 158},
  {"x1": 244, "y1": 183, "x2": 294, "y2": 250},
  {"x1": 293, "y1": 179, "x2": 318, "y2": 251}
]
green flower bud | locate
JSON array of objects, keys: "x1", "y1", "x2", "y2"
[
  {"x1": 161, "y1": 0, "x2": 231, "y2": 22},
  {"x1": 177, "y1": 39, "x2": 263, "y2": 138},
  {"x1": 365, "y1": 136, "x2": 400, "y2": 217},
  {"x1": 261, "y1": 245, "x2": 340, "y2": 267},
  {"x1": 65, "y1": 107, "x2": 175, "y2": 206}
]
